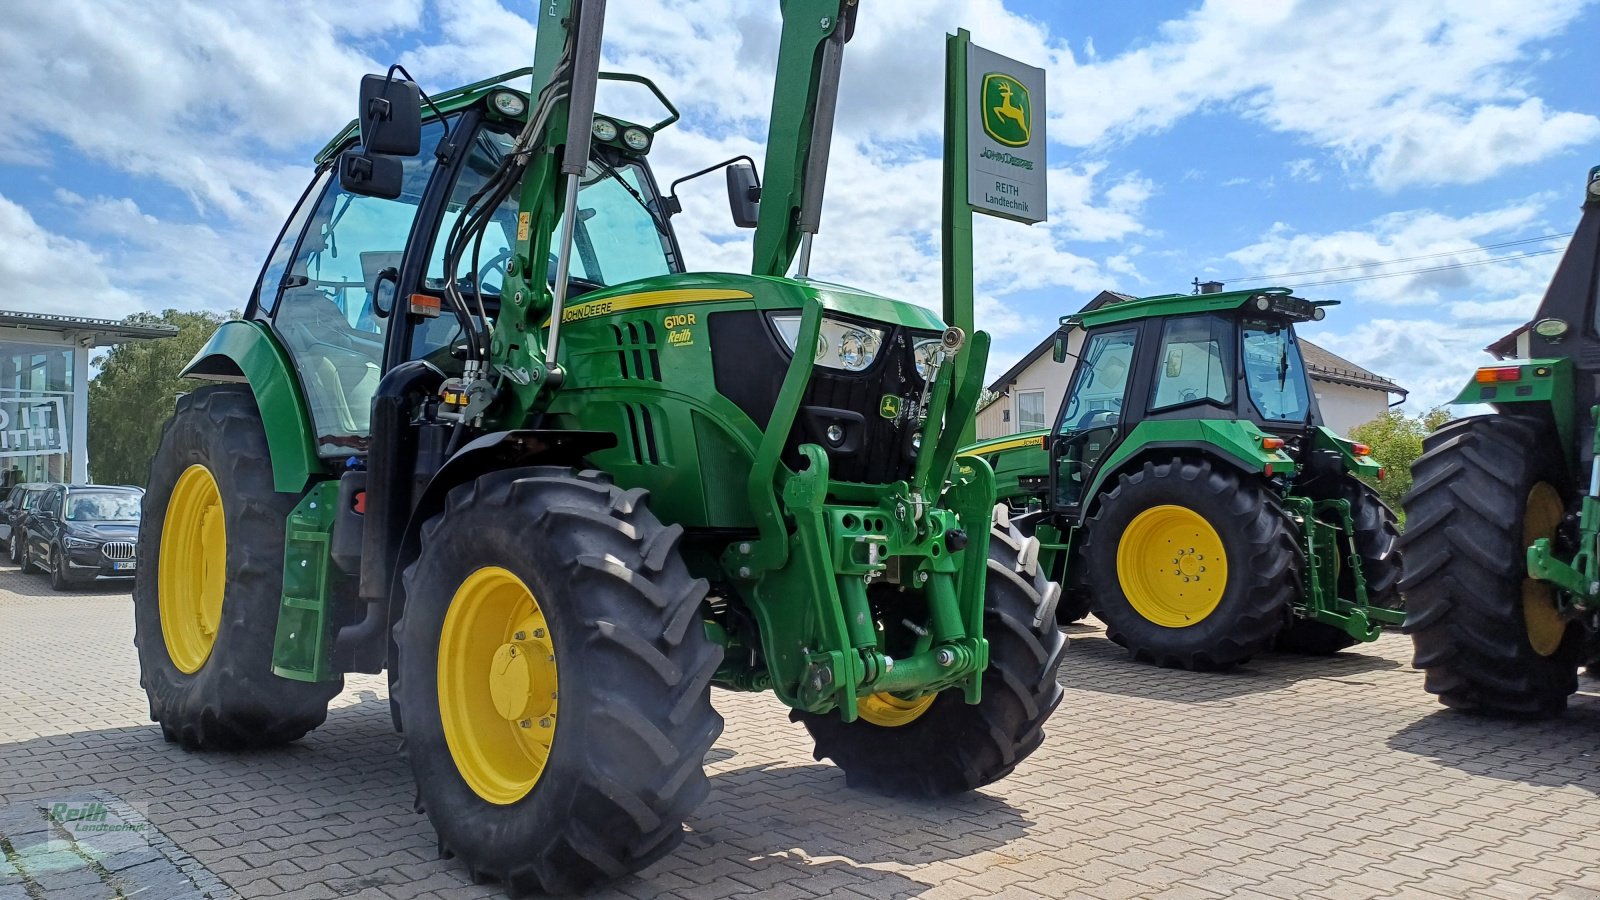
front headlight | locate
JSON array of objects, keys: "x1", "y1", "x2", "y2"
[
  {"x1": 64, "y1": 537, "x2": 95, "y2": 549},
  {"x1": 771, "y1": 315, "x2": 886, "y2": 373}
]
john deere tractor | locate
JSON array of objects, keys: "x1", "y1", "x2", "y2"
[
  {"x1": 1401, "y1": 166, "x2": 1600, "y2": 717},
  {"x1": 966, "y1": 286, "x2": 1403, "y2": 670},
  {"x1": 131, "y1": 2, "x2": 1065, "y2": 894}
]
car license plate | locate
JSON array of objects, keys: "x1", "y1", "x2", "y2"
[{"x1": 113, "y1": 561, "x2": 136, "y2": 571}]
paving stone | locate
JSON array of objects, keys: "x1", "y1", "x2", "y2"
[{"x1": 6, "y1": 574, "x2": 1600, "y2": 898}]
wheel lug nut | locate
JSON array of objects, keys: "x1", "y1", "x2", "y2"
[
  {"x1": 532, "y1": 628, "x2": 545, "y2": 639},
  {"x1": 539, "y1": 717, "x2": 553, "y2": 728},
  {"x1": 514, "y1": 631, "x2": 526, "y2": 640},
  {"x1": 519, "y1": 719, "x2": 532, "y2": 728}
]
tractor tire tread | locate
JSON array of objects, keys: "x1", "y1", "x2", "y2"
[
  {"x1": 132, "y1": 384, "x2": 341, "y2": 750},
  {"x1": 1400, "y1": 415, "x2": 1579, "y2": 717},
  {"x1": 394, "y1": 466, "x2": 722, "y2": 896},
  {"x1": 793, "y1": 519, "x2": 1066, "y2": 797}
]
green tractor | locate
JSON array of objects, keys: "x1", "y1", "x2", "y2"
[
  {"x1": 1401, "y1": 165, "x2": 1600, "y2": 717},
  {"x1": 131, "y1": 2, "x2": 1065, "y2": 894},
  {"x1": 966, "y1": 286, "x2": 1403, "y2": 669}
]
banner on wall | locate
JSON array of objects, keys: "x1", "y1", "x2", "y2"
[{"x1": 0, "y1": 396, "x2": 67, "y2": 458}]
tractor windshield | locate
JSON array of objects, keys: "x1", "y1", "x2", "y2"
[
  {"x1": 425, "y1": 126, "x2": 676, "y2": 295},
  {"x1": 1242, "y1": 319, "x2": 1311, "y2": 422}
]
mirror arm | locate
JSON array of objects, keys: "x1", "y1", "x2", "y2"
[{"x1": 663, "y1": 155, "x2": 761, "y2": 217}]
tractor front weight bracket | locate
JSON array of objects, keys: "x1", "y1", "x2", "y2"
[{"x1": 733, "y1": 446, "x2": 992, "y2": 720}]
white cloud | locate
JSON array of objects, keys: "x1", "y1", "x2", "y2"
[
  {"x1": 0, "y1": 194, "x2": 139, "y2": 317},
  {"x1": 1242, "y1": 197, "x2": 1573, "y2": 408},
  {"x1": 1050, "y1": 0, "x2": 1599, "y2": 189},
  {"x1": 1306, "y1": 318, "x2": 1510, "y2": 411},
  {"x1": 1224, "y1": 199, "x2": 1562, "y2": 308},
  {"x1": 0, "y1": 1, "x2": 418, "y2": 223}
]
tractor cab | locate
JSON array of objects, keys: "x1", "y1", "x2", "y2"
[
  {"x1": 1047, "y1": 287, "x2": 1335, "y2": 516},
  {"x1": 223, "y1": 70, "x2": 710, "y2": 455}
]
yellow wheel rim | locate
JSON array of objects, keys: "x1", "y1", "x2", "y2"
[
  {"x1": 159, "y1": 464, "x2": 228, "y2": 674},
  {"x1": 1523, "y1": 482, "x2": 1566, "y2": 657},
  {"x1": 438, "y1": 566, "x2": 558, "y2": 805},
  {"x1": 857, "y1": 692, "x2": 935, "y2": 727},
  {"x1": 1116, "y1": 505, "x2": 1229, "y2": 628}
]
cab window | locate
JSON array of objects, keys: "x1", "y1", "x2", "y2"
[
  {"x1": 412, "y1": 126, "x2": 677, "y2": 369},
  {"x1": 274, "y1": 119, "x2": 449, "y2": 453},
  {"x1": 1059, "y1": 329, "x2": 1136, "y2": 434},
  {"x1": 1149, "y1": 315, "x2": 1233, "y2": 412},
  {"x1": 1242, "y1": 319, "x2": 1310, "y2": 422}
]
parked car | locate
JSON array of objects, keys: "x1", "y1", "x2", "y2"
[
  {"x1": 1, "y1": 483, "x2": 50, "y2": 559},
  {"x1": 19, "y1": 484, "x2": 144, "y2": 590}
]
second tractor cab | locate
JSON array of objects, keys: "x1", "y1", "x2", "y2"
[{"x1": 967, "y1": 286, "x2": 1403, "y2": 670}]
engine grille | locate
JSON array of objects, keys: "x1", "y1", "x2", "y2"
[{"x1": 102, "y1": 541, "x2": 135, "y2": 561}]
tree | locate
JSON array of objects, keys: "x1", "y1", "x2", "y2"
[
  {"x1": 1348, "y1": 407, "x2": 1453, "y2": 516},
  {"x1": 88, "y1": 310, "x2": 234, "y2": 486}
]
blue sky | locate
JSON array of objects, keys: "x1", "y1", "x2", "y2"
[{"x1": 2, "y1": 0, "x2": 1596, "y2": 410}]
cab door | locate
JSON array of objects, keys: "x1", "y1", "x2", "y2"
[{"x1": 1048, "y1": 326, "x2": 1139, "y2": 514}]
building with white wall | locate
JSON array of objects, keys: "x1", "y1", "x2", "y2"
[
  {"x1": 0, "y1": 311, "x2": 176, "y2": 487},
  {"x1": 976, "y1": 290, "x2": 1405, "y2": 440}
]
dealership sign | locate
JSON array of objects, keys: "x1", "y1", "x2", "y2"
[
  {"x1": 966, "y1": 43, "x2": 1047, "y2": 224},
  {"x1": 0, "y1": 397, "x2": 67, "y2": 458}
]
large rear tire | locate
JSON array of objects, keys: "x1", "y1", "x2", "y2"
[
  {"x1": 794, "y1": 518, "x2": 1067, "y2": 796},
  {"x1": 1084, "y1": 457, "x2": 1299, "y2": 670},
  {"x1": 395, "y1": 468, "x2": 723, "y2": 896},
  {"x1": 1276, "y1": 477, "x2": 1402, "y2": 655},
  {"x1": 133, "y1": 385, "x2": 341, "y2": 749},
  {"x1": 1401, "y1": 416, "x2": 1582, "y2": 717}
]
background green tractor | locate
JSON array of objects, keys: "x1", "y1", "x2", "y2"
[
  {"x1": 1401, "y1": 166, "x2": 1600, "y2": 718},
  {"x1": 966, "y1": 286, "x2": 1403, "y2": 670},
  {"x1": 130, "y1": 2, "x2": 1065, "y2": 894}
]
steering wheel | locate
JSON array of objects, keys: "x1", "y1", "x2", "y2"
[
  {"x1": 1181, "y1": 389, "x2": 1199, "y2": 402},
  {"x1": 476, "y1": 248, "x2": 513, "y2": 291}
]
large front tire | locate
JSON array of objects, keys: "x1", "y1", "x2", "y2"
[
  {"x1": 395, "y1": 468, "x2": 723, "y2": 896},
  {"x1": 1401, "y1": 416, "x2": 1582, "y2": 717},
  {"x1": 793, "y1": 518, "x2": 1067, "y2": 796},
  {"x1": 133, "y1": 385, "x2": 341, "y2": 749},
  {"x1": 1084, "y1": 457, "x2": 1299, "y2": 670}
]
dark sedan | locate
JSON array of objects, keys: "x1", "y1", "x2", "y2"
[
  {"x1": 20, "y1": 485, "x2": 144, "y2": 590},
  {"x1": 0, "y1": 483, "x2": 50, "y2": 559}
]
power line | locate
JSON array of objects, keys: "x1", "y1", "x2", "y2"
[
  {"x1": 1291, "y1": 246, "x2": 1565, "y2": 288},
  {"x1": 1224, "y1": 231, "x2": 1572, "y2": 283}
]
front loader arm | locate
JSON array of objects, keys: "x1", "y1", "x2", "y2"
[{"x1": 750, "y1": 0, "x2": 858, "y2": 278}]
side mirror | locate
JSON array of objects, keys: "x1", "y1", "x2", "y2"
[
  {"x1": 725, "y1": 162, "x2": 761, "y2": 228},
  {"x1": 371, "y1": 266, "x2": 399, "y2": 318},
  {"x1": 339, "y1": 150, "x2": 403, "y2": 199},
  {"x1": 358, "y1": 74, "x2": 422, "y2": 156},
  {"x1": 1051, "y1": 330, "x2": 1070, "y2": 363}
]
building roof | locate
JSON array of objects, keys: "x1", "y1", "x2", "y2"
[
  {"x1": 1297, "y1": 340, "x2": 1405, "y2": 395},
  {"x1": 984, "y1": 289, "x2": 1405, "y2": 398},
  {"x1": 0, "y1": 310, "x2": 177, "y2": 347},
  {"x1": 1485, "y1": 321, "x2": 1529, "y2": 360}
]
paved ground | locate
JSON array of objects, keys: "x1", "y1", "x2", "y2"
[{"x1": 4, "y1": 563, "x2": 1600, "y2": 900}]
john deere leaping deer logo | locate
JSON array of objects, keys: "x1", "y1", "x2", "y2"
[{"x1": 982, "y1": 73, "x2": 1031, "y2": 147}]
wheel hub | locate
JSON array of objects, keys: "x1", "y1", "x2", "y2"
[
  {"x1": 1523, "y1": 482, "x2": 1567, "y2": 658},
  {"x1": 1116, "y1": 505, "x2": 1229, "y2": 628},
  {"x1": 438, "y1": 567, "x2": 559, "y2": 805},
  {"x1": 158, "y1": 464, "x2": 228, "y2": 674},
  {"x1": 487, "y1": 622, "x2": 555, "y2": 723}
]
